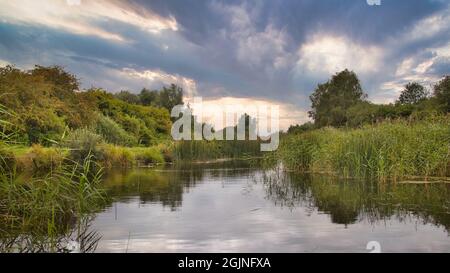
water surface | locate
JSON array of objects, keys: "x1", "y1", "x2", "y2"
[{"x1": 92, "y1": 161, "x2": 450, "y2": 253}]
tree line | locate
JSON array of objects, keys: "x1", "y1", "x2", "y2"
[
  {"x1": 0, "y1": 65, "x2": 181, "y2": 146},
  {"x1": 289, "y1": 69, "x2": 450, "y2": 133}
]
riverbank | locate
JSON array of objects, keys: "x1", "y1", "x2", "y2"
[
  {"x1": 1, "y1": 144, "x2": 170, "y2": 174},
  {"x1": 279, "y1": 116, "x2": 450, "y2": 181}
]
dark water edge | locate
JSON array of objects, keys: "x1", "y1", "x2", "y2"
[{"x1": 1, "y1": 160, "x2": 450, "y2": 253}]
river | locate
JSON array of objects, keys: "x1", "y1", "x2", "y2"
[{"x1": 89, "y1": 160, "x2": 450, "y2": 253}]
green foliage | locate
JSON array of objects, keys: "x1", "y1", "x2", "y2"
[
  {"x1": 280, "y1": 117, "x2": 450, "y2": 180},
  {"x1": 434, "y1": 76, "x2": 450, "y2": 112},
  {"x1": 115, "y1": 85, "x2": 184, "y2": 113},
  {"x1": 138, "y1": 84, "x2": 184, "y2": 111},
  {"x1": 287, "y1": 122, "x2": 315, "y2": 134},
  {"x1": 98, "y1": 144, "x2": 136, "y2": 169},
  {"x1": 0, "y1": 65, "x2": 173, "y2": 147},
  {"x1": 132, "y1": 147, "x2": 165, "y2": 165},
  {"x1": 159, "y1": 84, "x2": 184, "y2": 111},
  {"x1": 397, "y1": 82, "x2": 428, "y2": 105},
  {"x1": 24, "y1": 144, "x2": 64, "y2": 173},
  {"x1": 0, "y1": 107, "x2": 107, "y2": 252},
  {"x1": 0, "y1": 65, "x2": 95, "y2": 145},
  {"x1": 114, "y1": 90, "x2": 140, "y2": 104},
  {"x1": 0, "y1": 154, "x2": 108, "y2": 241},
  {"x1": 87, "y1": 88, "x2": 172, "y2": 145},
  {"x1": 309, "y1": 69, "x2": 367, "y2": 127},
  {"x1": 139, "y1": 88, "x2": 160, "y2": 106},
  {"x1": 95, "y1": 113, "x2": 137, "y2": 146},
  {"x1": 63, "y1": 129, "x2": 104, "y2": 164},
  {"x1": 173, "y1": 140, "x2": 262, "y2": 161}
]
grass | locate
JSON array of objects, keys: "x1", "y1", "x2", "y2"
[
  {"x1": 98, "y1": 145, "x2": 165, "y2": 168},
  {"x1": 0, "y1": 105, "x2": 108, "y2": 252},
  {"x1": 0, "y1": 152, "x2": 109, "y2": 252},
  {"x1": 3, "y1": 143, "x2": 168, "y2": 173},
  {"x1": 279, "y1": 116, "x2": 450, "y2": 181},
  {"x1": 172, "y1": 140, "x2": 262, "y2": 161}
]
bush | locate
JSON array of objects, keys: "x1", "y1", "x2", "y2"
[
  {"x1": 98, "y1": 144, "x2": 135, "y2": 169},
  {"x1": 23, "y1": 144, "x2": 64, "y2": 173},
  {"x1": 63, "y1": 129, "x2": 104, "y2": 163},
  {"x1": 0, "y1": 144, "x2": 16, "y2": 173},
  {"x1": 95, "y1": 113, "x2": 137, "y2": 146},
  {"x1": 132, "y1": 147, "x2": 165, "y2": 165}
]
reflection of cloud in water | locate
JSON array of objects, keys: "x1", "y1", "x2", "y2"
[{"x1": 92, "y1": 162, "x2": 450, "y2": 252}]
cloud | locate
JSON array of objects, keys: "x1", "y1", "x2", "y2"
[
  {"x1": 296, "y1": 35, "x2": 383, "y2": 76},
  {"x1": 373, "y1": 7, "x2": 450, "y2": 103},
  {"x1": 0, "y1": 0, "x2": 449, "y2": 125},
  {"x1": 210, "y1": 2, "x2": 295, "y2": 77},
  {"x1": 0, "y1": 0, "x2": 178, "y2": 42},
  {"x1": 0, "y1": 59, "x2": 10, "y2": 67},
  {"x1": 122, "y1": 68, "x2": 198, "y2": 98}
]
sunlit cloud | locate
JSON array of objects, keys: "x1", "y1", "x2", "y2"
[
  {"x1": 0, "y1": 59, "x2": 10, "y2": 67},
  {"x1": 296, "y1": 35, "x2": 383, "y2": 75},
  {"x1": 122, "y1": 68, "x2": 198, "y2": 99},
  {"x1": 0, "y1": 0, "x2": 178, "y2": 42},
  {"x1": 0, "y1": 0, "x2": 448, "y2": 121}
]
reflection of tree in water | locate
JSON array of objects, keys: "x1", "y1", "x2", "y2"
[
  {"x1": 260, "y1": 168, "x2": 450, "y2": 232},
  {"x1": 102, "y1": 160, "x2": 259, "y2": 210},
  {"x1": 0, "y1": 216, "x2": 101, "y2": 253}
]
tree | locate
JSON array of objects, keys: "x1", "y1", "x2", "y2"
[
  {"x1": 139, "y1": 88, "x2": 159, "y2": 106},
  {"x1": 434, "y1": 76, "x2": 450, "y2": 112},
  {"x1": 397, "y1": 82, "x2": 428, "y2": 105},
  {"x1": 288, "y1": 122, "x2": 315, "y2": 134},
  {"x1": 159, "y1": 84, "x2": 184, "y2": 111},
  {"x1": 115, "y1": 90, "x2": 140, "y2": 104},
  {"x1": 308, "y1": 69, "x2": 366, "y2": 127},
  {"x1": 31, "y1": 65, "x2": 79, "y2": 93}
]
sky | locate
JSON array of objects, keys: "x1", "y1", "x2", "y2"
[{"x1": 0, "y1": 0, "x2": 449, "y2": 129}]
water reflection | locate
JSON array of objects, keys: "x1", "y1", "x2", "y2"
[
  {"x1": 92, "y1": 161, "x2": 450, "y2": 252},
  {"x1": 102, "y1": 160, "x2": 259, "y2": 210},
  {"x1": 261, "y1": 169, "x2": 450, "y2": 230},
  {"x1": 0, "y1": 216, "x2": 101, "y2": 253}
]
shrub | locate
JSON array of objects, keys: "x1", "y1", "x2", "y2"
[
  {"x1": 94, "y1": 113, "x2": 137, "y2": 146},
  {"x1": 63, "y1": 129, "x2": 104, "y2": 163},
  {"x1": 98, "y1": 144, "x2": 135, "y2": 169},
  {"x1": 132, "y1": 147, "x2": 165, "y2": 165},
  {"x1": 0, "y1": 144, "x2": 16, "y2": 173},
  {"x1": 24, "y1": 144, "x2": 64, "y2": 173}
]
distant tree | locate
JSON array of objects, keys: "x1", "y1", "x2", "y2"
[
  {"x1": 287, "y1": 122, "x2": 315, "y2": 134},
  {"x1": 433, "y1": 76, "x2": 450, "y2": 112},
  {"x1": 308, "y1": 69, "x2": 366, "y2": 127},
  {"x1": 139, "y1": 88, "x2": 159, "y2": 106},
  {"x1": 397, "y1": 82, "x2": 428, "y2": 105},
  {"x1": 31, "y1": 65, "x2": 79, "y2": 93},
  {"x1": 159, "y1": 84, "x2": 184, "y2": 111},
  {"x1": 115, "y1": 90, "x2": 140, "y2": 104}
]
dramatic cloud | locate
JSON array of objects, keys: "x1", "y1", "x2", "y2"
[
  {"x1": 0, "y1": 0, "x2": 449, "y2": 129},
  {"x1": 297, "y1": 35, "x2": 383, "y2": 75},
  {"x1": 0, "y1": 0, "x2": 178, "y2": 41},
  {"x1": 122, "y1": 68, "x2": 198, "y2": 98}
]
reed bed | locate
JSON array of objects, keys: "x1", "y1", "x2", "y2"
[
  {"x1": 172, "y1": 140, "x2": 262, "y2": 161},
  {"x1": 279, "y1": 116, "x2": 450, "y2": 181}
]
